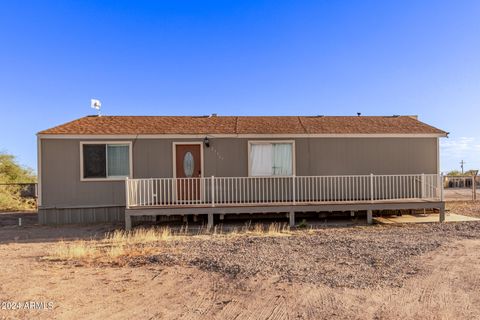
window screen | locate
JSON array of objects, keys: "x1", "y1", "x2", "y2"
[
  {"x1": 83, "y1": 144, "x2": 107, "y2": 178},
  {"x1": 107, "y1": 145, "x2": 130, "y2": 177}
]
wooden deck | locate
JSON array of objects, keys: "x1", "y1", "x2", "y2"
[
  {"x1": 125, "y1": 199, "x2": 445, "y2": 230},
  {"x1": 124, "y1": 174, "x2": 445, "y2": 230}
]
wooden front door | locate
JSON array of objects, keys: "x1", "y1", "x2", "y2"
[{"x1": 175, "y1": 144, "x2": 202, "y2": 201}]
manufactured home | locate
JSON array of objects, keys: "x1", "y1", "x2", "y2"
[{"x1": 37, "y1": 115, "x2": 447, "y2": 229}]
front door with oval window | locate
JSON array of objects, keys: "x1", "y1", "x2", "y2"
[{"x1": 175, "y1": 144, "x2": 202, "y2": 201}]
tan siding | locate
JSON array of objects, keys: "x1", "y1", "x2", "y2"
[
  {"x1": 42, "y1": 139, "x2": 128, "y2": 207},
  {"x1": 204, "y1": 139, "x2": 248, "y2": 177},
  {"x1": 133, "y1": 139, "x2": 173, "y2": 178},
  {"x1": 296, "y1": 138, "x2": 437, "y2": 175}
]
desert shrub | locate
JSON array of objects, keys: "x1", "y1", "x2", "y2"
[
  {"x1": 0, "y1": 186, "x2": 36, "y2": 211},
  {"x1": 0, "y1": 152, "x2": 36, "y2": 211}
]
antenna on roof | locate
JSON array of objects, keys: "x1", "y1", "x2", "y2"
[{"x1": 90, "y1": 99, "x2": 102, "y2": 116}]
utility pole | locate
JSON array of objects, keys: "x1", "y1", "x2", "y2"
[{"x1": 460, "y1": 160, "x2": 466, "y2": 174}]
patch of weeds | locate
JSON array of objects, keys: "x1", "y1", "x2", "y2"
[{"x1": 297, "y1": 219, "x2": 309, "y2": 229}]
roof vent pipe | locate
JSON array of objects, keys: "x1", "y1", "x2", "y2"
[{"x1": 357, "y1": 112, "x2": 361, "y2": 116}]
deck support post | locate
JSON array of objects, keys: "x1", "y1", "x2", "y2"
[
  {"x1": 219, "y1": 214, "x2": 224, "y2": 220},
  {"x1": 207, "y1": 213, "x2": 214, "y2": 230},
  {"x1": 367, "y1": 210, "x2": 373, "y2": 225},
  {"x1": 289, "y1": 211, "x2": 295, "y2": 227},
  {"x1": 125, "y1": 213, "x2": 132, "y2": 231},
  {"x1": 182, "y1": 215, "x2": 188, "y2": 223},
  {"x1": 439, "y1": 207, "x2": 445, "y2": 223},
  {"x1": 193, "y1": 215, "x2": 198, "y2": 222}
]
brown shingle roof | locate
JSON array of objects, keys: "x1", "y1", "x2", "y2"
[{"x1": 38, "y1": 115, "x2": 447, "y2": 135}]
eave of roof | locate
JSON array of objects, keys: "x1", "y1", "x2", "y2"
[{"x1": 38, "y1": 115, "x2": 448, "y2": 137}]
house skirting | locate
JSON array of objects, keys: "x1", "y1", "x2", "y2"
[{"x1": 38, "y1": 205, "x2": 125, "y2": 225}]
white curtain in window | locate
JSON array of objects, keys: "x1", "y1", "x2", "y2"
[
  {"x1": 250, "y1": 144, "x2": 273, "y2": 176},
  {"x1": 273, "y1": 143, "x2": 292, "y2": 175},
  {"x1": 107, "y1": 145, "x2": 129, "y2": 177}
]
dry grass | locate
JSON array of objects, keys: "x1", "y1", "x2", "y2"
[
  {"x1": 48, "y1": 223, "x2": 293, "y2": 264},
  {"x1": 49, "y1": 227, "x2": 177, "y2": 264},
  {"x1": 52, "y1": 240, "x2": 98, "y2": 260},
  {"x1": 210, "y1": 222, "x2": 291, "y2": 237},
  {"x1": 248, "y1": 222, "x2": 291, "y2": 236},
  {"x1": 105, "y1": 227, "x2": 174, "y2": 244}
]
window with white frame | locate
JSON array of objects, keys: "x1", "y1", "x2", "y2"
[
  {"x1": 82, "y1": 143, "x2": 131, "y2": 179},
  {"x1": 249, "y1": 142, "x2": 294, "y2": 176}
]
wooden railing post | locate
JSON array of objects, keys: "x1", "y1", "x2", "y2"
[
  {"x1": 370, "y1": 173, "x2": 374, "y2": 202},
  {"x1": 125, "y1": 177, "x2": 130, "y2": 209},
  {"x1": 421, "y1": 173, "x2": 425, "y2": 199},
  {"x1": 211, "y1": 176, "x2": 215, "y2": 207},
  {"x1": 292, "y1": 175, "x2": 296, "y2": 205}
]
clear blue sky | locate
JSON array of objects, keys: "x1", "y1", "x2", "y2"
[{"x1": 1, "y1": 1, "x2": 479, "y2": 173}]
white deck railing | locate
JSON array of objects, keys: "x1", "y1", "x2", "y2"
[{"x1": 125, "y1": 174, "x2": 443, "y2": 208}]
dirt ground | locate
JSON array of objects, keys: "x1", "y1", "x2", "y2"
[
  {"x1": 1, "y1": 205, "x2": 480, "y2": 320},
  {"x1": 444, "y1": 188, "x2": 477, "y2": 201},
  {"x1": 446, "y1": 200, "x2": 480, "y2": 218}
]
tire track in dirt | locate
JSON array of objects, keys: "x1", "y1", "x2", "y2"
[
  {"x1": 310, "y1": 290, "x2": 338, "y2": 319},
  {"x1": 196, "y1": 279, "x2": 291, "y2": 320},
  {"x1": 178, "y1": 279, "x2": 219, "y2": 320},
  {"x1": 212, "y1": 299, "x2": 243, "y2": 320},
  {"x1": 373, "y1": 239, "x2": 480, "y2": 319},
  {"x1": 242, "y1": 294, "x2": 289, "y2": 320}
]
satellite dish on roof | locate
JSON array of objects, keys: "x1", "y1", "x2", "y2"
[{"x1": 90, "y1": 99, "x2": 102, "y2": 116}]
